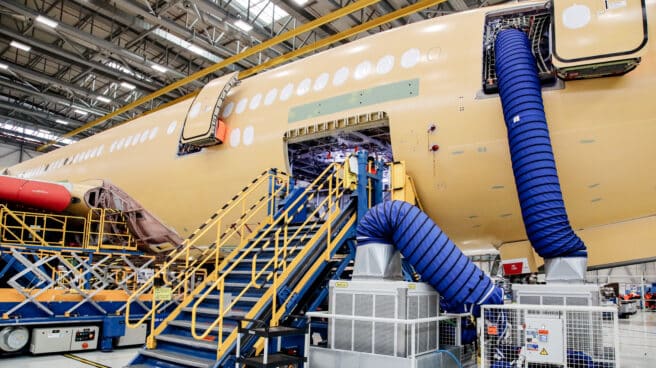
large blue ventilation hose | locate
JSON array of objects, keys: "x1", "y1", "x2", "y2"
[
  {"x1": 495, "y1": 29, "x2": 587, "y2": 258},
  {"x1": 357, "y1": 201, "x2": 503, "y2": 313}
]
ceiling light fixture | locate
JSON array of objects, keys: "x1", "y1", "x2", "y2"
[
  {"x1": 0, "y1": 63, "x2": 8, "y2": 70},
  {"x1": 35, "y1": 15, "x2": 58, "y2": 28},
  {"x1": 293, "y1": 0, "x2": 309, "y2": 5},
  {"x1": 151, "y1": 64, "x2": 168, "y2": 73},
  {"x1": 96, "y1": 96, "x2": 112, "y2": 103},
  {"x1": 55, "y1": 119, "x2": 69, "y2": 125},
  {"x1": 120, "y1": 81, "x2": 136, "y2": 90},
  {"x1": 74, "y1": 109, "x2": 88, "y2": 116},
  {"x1": 10, "y1": 41, "x2": 31, "y2": 52},
  {"x1": 234, "y1": 20, "x2": 253, "y2": 32}
]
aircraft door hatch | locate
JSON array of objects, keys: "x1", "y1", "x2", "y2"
[
  {"x1": 178, "y1": 72, "x2": 239, "y2": 155},
  {"x1": 284, "y1": 112, "x2": 392, "y2": 186}
]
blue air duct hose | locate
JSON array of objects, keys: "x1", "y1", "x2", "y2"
[
  {"x1": 495, "y1": 29, "x2": 587, "y2": 258},
  {"x1": 357, "y1": 201, "x2": 503, "y2": 313}
]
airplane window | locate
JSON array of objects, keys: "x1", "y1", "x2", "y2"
[
  {"x1": 230, "y1": 128, "x2": 241, "y2": 147},
  {"x1": 297, "y1": 78, "x2": 312, "y2": 96},
  {"x1": 189, "y1": 102, "x2": 201, "y2": 119},
  {"x1": 166, "y1": 121, "x2": 177, "y2": 135},
  {"x1": 97, "y1": 145, "x2": 104, "y2": 156},
  {"x1": 149, "y1": 127, "x2": 158, "y2": 140},
  {"x1": 249, "y1": 94, "x2": 262, "y2": 110},
  {"x1": 243, "y1": 126, "x2": 254, "y2": 146},
  {"x1": 264, "y1": 89, "x2": 278, "y2": 106},
  {"x1": 131, "y1": 133, "x2": 140, "y2": 146},
  {"x1": 376, "y1": 55, "x2": 395, "y2": 75},
  {"x1": 313, "y1": 73, "x2": 329, "y2": 91},
  {"x1": 333, "y1": 67, "x2": 349, "y2": 86},
  {"x1": 354, "y1": 61, "x2": 372, "y2": 80},
  {"x1": 280, "y1": 83, "x2": 294, "y2": 101},
  {"x1": 117, "y1": 137, "x2": 126, "y2": 149},
  {"x1": 236, "y1": 98, "x2": 248, "y2": 114},
  {"x1": 140, "y1": 130, "x2": 149, "y2": 143},
  {"x1": 221, "y1": 102, "x2": 234, "y2": 118},
  {"x1": 401, "y1": 48, "x2": 420, "y2": 68},
  {"x1": 110, "y1": 141, "x2": 117, "y2": 152}
]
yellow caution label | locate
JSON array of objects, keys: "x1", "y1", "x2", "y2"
[
  {"x1": 154, "y1": 287, "x2": 172, "y2": 301},
  {"x1": 408, "y1": 283, "x2": 416, "y2": 290},
  {"x1": 540, "y1": 348, "x2": 548, "y2": 356},
  {"x1": 335, "y1": 281, "x2": 349, "y2": 288}
]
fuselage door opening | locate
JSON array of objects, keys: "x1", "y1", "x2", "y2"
[{"x1": 284, "y1": 111, "x2": 393, "y2": 192}]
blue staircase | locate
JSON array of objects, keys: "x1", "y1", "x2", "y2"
[{"x1": 128, "y1": 153, "x2": 383, "y2": 368}]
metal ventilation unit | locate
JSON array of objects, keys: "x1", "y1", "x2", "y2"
[{"x1": 307, "y1": 279, "x2": 464, "y2": 368}]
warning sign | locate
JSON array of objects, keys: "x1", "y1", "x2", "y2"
[
  {"x1": 487, "y1": 325, "x2": 498, "y2": 335},
  {"x1": 540, "y1": 348, "x2": 549, "y2": 356},
  {"x1": 154, "y1": 287, "x2": 172, "y2": 301}
]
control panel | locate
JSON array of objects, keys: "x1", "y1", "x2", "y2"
[
  {"x1": 70, "y1": 326, "x2": 99, "y2": 350},
  {"x1": 524, "y1": 317, "x2": 565, "y2": 364}
]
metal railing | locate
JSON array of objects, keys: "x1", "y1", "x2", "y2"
[
  {"x1": 480, "y1": 304, "x2": 620, "y2": 368},
  {"x1": 186, "y1": 160, "x2": 357, "y2": 360},
  {"x1": 125, "y1": 169, "x2": 291, "y2": 331},
  {"x1": 0, "y1": 204, "x2": 137, "y2": 251}
]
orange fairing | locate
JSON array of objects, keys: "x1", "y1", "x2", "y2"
[
  {"x1": 216, "y1": 119, "x2": 227, "y2": 143},
  {"x1": 0, "y1": 176, "x2": 71, "y2": 212}
]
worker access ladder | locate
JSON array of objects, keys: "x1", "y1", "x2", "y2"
[{"x1": 127, "y1": 152, "x2": 384, "y2": 367}]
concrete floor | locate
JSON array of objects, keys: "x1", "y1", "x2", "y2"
[
  {"x1": 0, "y1": 347, "x2": 140, "y2": 368},
  {"x1": 618, "y1": 310, "x2": 656, "y2": 367},
  {"x1": 0, "y1": 311, "x2": 654, "y2": 367}
]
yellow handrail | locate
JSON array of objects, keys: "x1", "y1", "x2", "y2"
[
  {"x1": 0, "y1": 204, "x2": 140, "y2": 251},
  {"x1": 126, "y1": 169, "x2": 291, "y2": 330},
  {"x1": 188, "y1": 160, "x2": 354, "y2": 360}
]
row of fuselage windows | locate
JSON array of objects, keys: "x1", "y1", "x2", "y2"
[{"x1": 18, "y1": 126, "x2": 162, "y2": 179}]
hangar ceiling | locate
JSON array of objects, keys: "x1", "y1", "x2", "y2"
[{"x1": 0, "y1": 0, "x2": 510, "y2": 153}]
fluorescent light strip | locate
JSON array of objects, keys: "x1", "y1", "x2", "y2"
[
  {"x1": 10, "y1": 41, "x2": 31, "y2": 52},
  {"x1": 120, "y1": 81, "x2": 136, "y2": 90},
  {"x1": 96, "y1": 96, "x2": 112, "y2": 103},
  {"x1": 151, "y1": 64, "x2": 168, "y2": 73},
  {"x1": 0, "y1": 63, "x2": 8, "y2": 70},
  {"x1": 152, "y1": 29, "x2": 221, "y2": 62},
  {"x1": 55, "y1": 119, "x2": 69, "y2": 125},
  {"x1": 234, "y1": 20, "x2": 253, "y2": 32},
  {"x1": 35, "y1": 15, "x2": 58, "y2": 28},
  {"x1": 74, "y1": 109, "x2": 88, "y2": 115}
]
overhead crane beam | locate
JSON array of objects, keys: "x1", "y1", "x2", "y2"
[
  {"x1": 38, "y1": 0, "x2": 446, "y2": 150},
  {"x1": 37, "y1": 0, "x2": 383, "y2": 151}
]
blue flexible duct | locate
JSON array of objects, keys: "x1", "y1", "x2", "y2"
[
  {"x1": 357, "y1": 201, "x2": 503, "y2": 313},
  {"x1": 495, "y1": 29, "x2": 587, "y2": 258}
]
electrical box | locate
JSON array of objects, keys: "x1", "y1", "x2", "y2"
[
  {"x1": 70, "y1": 326, "x2": 99, "y2": 351},
  {"x1": 117, "y1": 324, "x2": 147, "y2": 346},
  {"x1": 524, "y1": 317, "x2": 565, "y2": 364},
  {"x1": 30, "y1": 326, "x2": 99, "y2": 354},
  {"x1": 30, "y1": 328, "x2": 73, "y2": 354}
]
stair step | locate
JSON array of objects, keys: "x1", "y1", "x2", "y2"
[
  {"x1": 156, "y1": 333, "x2": 218, "y2": 350},
  {"x1": 200, "y1": 294, "x2": 261, "y2": 303},
  {"x1": 227, "y1": 270, "x2": 273, "y2": 276},
  {"x1": 182, "y1": 306, "x2": 248, "y2": 317},
  {"x1": 238, "y1": 352, "x2": 305, "y2": 368},
  {"x1": 169, "y1": 320, "x2": 235, "y2": 334},
  {"x1": 224, "y1": 281, "x2": 273, "y2": 288},
  {"x1": 138, "y1": 349, "x2": 215, "y2": 368}
]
